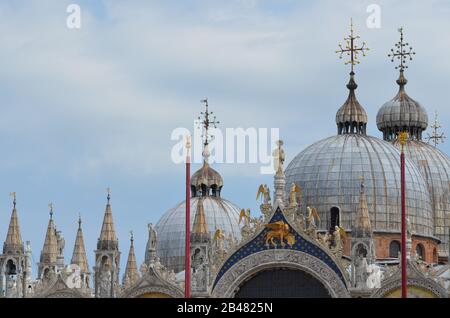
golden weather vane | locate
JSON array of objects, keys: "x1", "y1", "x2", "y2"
[
  {"x1": 388, "y1": 27, "x2": 415, "y2": 71},
  {"x1": 427, "y1": 111, "x2": 446, "y2": 147},
  {"x1": 335, "y1": 18, "x2": 370, "y2": 73},
  {"x1": 197, "y1": 98, "x2": 220, "y2": 148}
]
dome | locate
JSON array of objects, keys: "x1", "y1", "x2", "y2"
[
  {"x1": 191, "y1": 162, "x2": 223, "y2": 197},
  {"x1": 155, "y1": 196, "x2": 241, "y2": 273},
  {"x1": 392, "y1": 140, "x2": 450, "y2": 257},
  {"x1": 285, "y1": 134, "x2": 434, "y2": 238},
  {"x1": 377, "y1": 72, "x2": 428, "y2": 141}
]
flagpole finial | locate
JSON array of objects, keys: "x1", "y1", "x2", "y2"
[{"x1": 197, "y1": 98, "x2": 219, "y2": 163}]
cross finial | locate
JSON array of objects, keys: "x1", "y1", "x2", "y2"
[
  {"x1": 9, "y1": 192, "x2": 16, "y2": 208},
  {"x1": 130, "y1": 230, "x2": 134, "y2": 243},
  {"x1": 78, "y1": 213, "x2": 82, "y2": 228},
  {"x1": 106, "y1": 187, "x2": 111, "y2": 203},
  {"x1": 427, "y1": 110, "x2": 446, "y2": 147},
  {"x1": 388, "y1": 27, "x2": 415, "y2": 72},
  {"x1": 335, "y1": 18, "x2": 369, "y2": 74},
  {"x1": 48, "y1": 202, "x2": 54, "y2": 219},
  {"x1": 198, "y1": 98, "x2": 219, "y2": 162},
  {"x1": 359, "y1": 175, "x2": 365, "y2": 192}
]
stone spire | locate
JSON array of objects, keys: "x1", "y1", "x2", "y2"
[
  {"x1": 71, "y1": 215, "x2": 89, "y2": 273},
  {"x1": 123, "y1": 232, "x2": 139, "y2": 288},
  {"x1": 3, "y1": 193, "x2": 24, "y2": 254},
  {"x1": 38, "y1": 204, "x2": 58, "y2": 278},
  {"x1": 353, "y1": 176, "x2": 372, "y2": 237},
  {"x1": 98, "y1": 189, "x2": 118, "y2": 250},
  {"x1": 273, "y1": 140, "x2": 286, "y2": 210}
]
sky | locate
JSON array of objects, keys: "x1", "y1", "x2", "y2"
[{"x1": 0, "y1": 0, "x2": 449, "y2": 278}]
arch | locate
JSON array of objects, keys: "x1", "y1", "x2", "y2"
[
  {"x1": 389, "y1": 240, "x2": 401, "y2": 258},
  {"x1": 211, "y1": 250, "x2": 349, "y2": 298},
  {"x1": 124, "y1": 286, "x2": 182, "y2": 298},
  {"x1": 329, "y1": 206, "x2": 340, "y2": 232},
  {"x1": 415, "y1": 243, "x2": 425, "y2": 261}
]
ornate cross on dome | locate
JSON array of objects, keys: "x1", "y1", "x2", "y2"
[
  {"x1": 335, "y1": 19, "x2": 369, "y2": 73},
  {"x1": 427, "y1": 111, "x2": 446, "y2": 147},
  {"x1": 388, "y1": 27, "x2": 415, "y2": 72},
  {"x1": 198, "y1": 98, "x2": 219, "y2": 147}
]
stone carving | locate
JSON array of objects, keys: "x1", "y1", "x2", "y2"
[
  {"x1": 366, "y1": 263, "x2": 383, "y2": 289},
  {"x1": 288, "y1": 183, "x2": 301, "y2": 208},
  {"x1": 306, "y1": 206, "x2": 320, "y2": 236},
  {"x1": 211, "y1": 250, "x2": 350, "y2": 298},
  {"x1": 354, "y1": 255, "x2": 368, "y2": 289},
  {"x1": 272, "y1": 140, "x2": 285, "y2": 173},
  {"x1": 264, "y1": 221, "x2": 296, "y2": 248}
]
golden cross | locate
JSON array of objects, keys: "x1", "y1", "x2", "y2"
[
  {"x1": 388, "y1": 27, "x2": 415, "y2": 71},
  {"x1": 336, "y1": 19, "x2": 369, "y2": 73}
]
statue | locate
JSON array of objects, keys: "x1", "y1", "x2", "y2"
[
  {"x1": 265, "y1": 221, "x2": 296, "y2": 248},
  {"x1": 406, "y1": 217, "x2": 413, "y2": 240},
  {"x1": 98, "y1": 270, "x2": 111, "y2": 297},
  {"x1": 289, "y1": 183, "x2": 302, "y2": 207},
  {"x1": 354, "y1": 255, "x2": 368, "y2": 289},
  {"x1": 147, "y1": 223, "x2": 157, "y2": 250},
  {"x1": 139, "y1": 263, "x2": 148, "y2": 276},
  {"x1": 366, "y1": 264, "x2": 383, "y2": 289},
  {"x1": 332, "y1": 225, "x2": 346, "y2": 257},
  {"x1": 272, "y1": 140, "x2": 285, "y2": 173},
  {"x1": 213, "y1": 229, "x2": 225, "y2": 252},
  {"x1": 317, "y1": 232, "x2": 331, "y2": 247},
  {"x1": 256, "y1": 184, "x2": 271, "y2": 205},
  {"x1": 238, "y1": 208, "x2": 251, "y2": 227},
  {"x1": 306, "y1": 206, "x2": 320, "y2": 236}
]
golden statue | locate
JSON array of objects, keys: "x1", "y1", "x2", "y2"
[
  {"x1": 289, "y1": 183, "x2": 302, "y2": 207},
  {"x1": 306, "y1": 206, "x2": 321, "y2": 228},
  {"x1": 256, "y1": 184, "x2": 271, "y2": 204},
  {"x1": 239, "y1": 208, "x2": 251, "y2": 226},
  {"x1": 265, "y1": 221, "x2": 296, "y2": 248}
]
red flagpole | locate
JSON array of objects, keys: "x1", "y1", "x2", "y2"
[
  {"x1": 185, "y1": 137, "x2": 191, "y2": 298},
  {"x1": 400, "y1": 134, "x2": 407, "y2": 298}
]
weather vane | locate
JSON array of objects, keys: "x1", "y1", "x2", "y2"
[
  {"x1": 427, "y1": 111, "x2": 446, "y2": 147},
  {"x1": 388, "y1": 27, "x2": 415, "y2": 72},
  {"x1": 197, "y1": 98, "x2": 219, "y2": 159},
  {"x1": 335, "y1": 18, "x2": 369, "y2": 73}
]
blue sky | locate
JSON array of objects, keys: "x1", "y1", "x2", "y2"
[{"x1": 0, "y1": 0, "x2": 449, "y2": 277}]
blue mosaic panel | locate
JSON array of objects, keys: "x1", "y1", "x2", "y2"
[{"x1": 213, "y1": 208, "x2": 346, "y2": 287}]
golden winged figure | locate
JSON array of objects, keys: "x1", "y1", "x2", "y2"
[
  {"x1": 307, "y1": 206, "x2": 321, "y2": 225},
  {"x1": 213, "y1": 228, "x2": 224, "y2": 241},
  {"x1": 239, "y1": 208, "x2": 250, "y2": 225},
  {"x1": 336, "y1": 225, "x2": 347, "y2": 240},
  {"x1": 265, "y1": 221, "x2": 296, "y2": 247},
  {"x1": 256, "y1": 184, "x2": 270, "y2": 204}
]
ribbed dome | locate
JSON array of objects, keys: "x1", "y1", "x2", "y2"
[
  {"x1": 377, "y1": 72, "x2": 428, "y2": 141},
  {"x1": 285, "y1": 134, "x2": 434, "y2": 238},
  {"x1": 155, "y1": 196, "x2": 241, "y2": 273},
  {"x1": 392, "y1": 140, "x2": 450, "y2": 257},
  {"x1": 336, "y1": 73, "x2": 368, "y2": 135}
]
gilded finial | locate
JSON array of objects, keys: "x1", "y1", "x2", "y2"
[
  {"x1": 198, "y1": 98, "x2": 219, "y2": 162},
  {"x1": 388, "y1": 27, "x2": 415, "y2": 72},
  {"x1": 398, "y1": 131, "x2": 409, "y2": 151},
  {"x1": 335, "y1": 18, "x2": 369, "y2": 74},
  {"x1": 78, "y1": 214, "x2": 82, "y2": 228},
  {"x1": 9, "y1": 192, "x2": 16, "y2": 208},
  {"x1": 130, "y1": 230, "x2": 134, "y2": 243},
  {"x1": 427, "y1": 110, "x2": 446, "y2": 147}
]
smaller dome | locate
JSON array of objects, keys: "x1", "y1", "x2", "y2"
[
  {"x1": 191, "y1": 162, "x2": 223, "y2": 197},
  {"x1": 336, "y1": 72, "x2": 368, "y2": 135},
  {"x1": 377, "y1": 72, "x2": 428, "y2": 141}
]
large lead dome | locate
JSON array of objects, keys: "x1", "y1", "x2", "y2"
[{"x1": 285, "y1": 134, "x2": 434, "y2": 237}]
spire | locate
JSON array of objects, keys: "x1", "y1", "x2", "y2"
[
  {"x1": 123, "y1": 231, "x2": 139, "y2": 287},
  {"x1": 273, "y1": 140, "x2": 286, "y2": 210},
  {"x1": 98, "y1": 188, "x2": 118, "y2": 250},
  {"x1": 191, "y1": 99, "x2": 223, "y2": 198},
  {"x1": 378, "y1": 28, "x2": 427, "y2": 141},
  {"x1": 353, "y1": 176, "x2": 372, "y2": 237},
  {"x1": 71, "y1": 215, "x2": 89, "y2": 273},
  {"x1": 39, "y1": 204, "x2": 58, "y2": 266},
  {"x1": 335, "y1": 19, "x2": 369, "y2": 135},
  {"x1": 3, "y1": 192, "x2": 24, "y2": 254},
  {"x1": 192, "y1": 198, "x2": 208, "y2": 235}
]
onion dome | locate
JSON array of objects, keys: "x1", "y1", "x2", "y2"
[
  {"x1": 336, "y1": 72, "x2": 368, "y2": 135},
  {"x1": 377, "y1": 71, "x2": 428, "y2": 141},
  {"x1": 191, "y1": 159, "x2": 223, "y2": 197}
]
